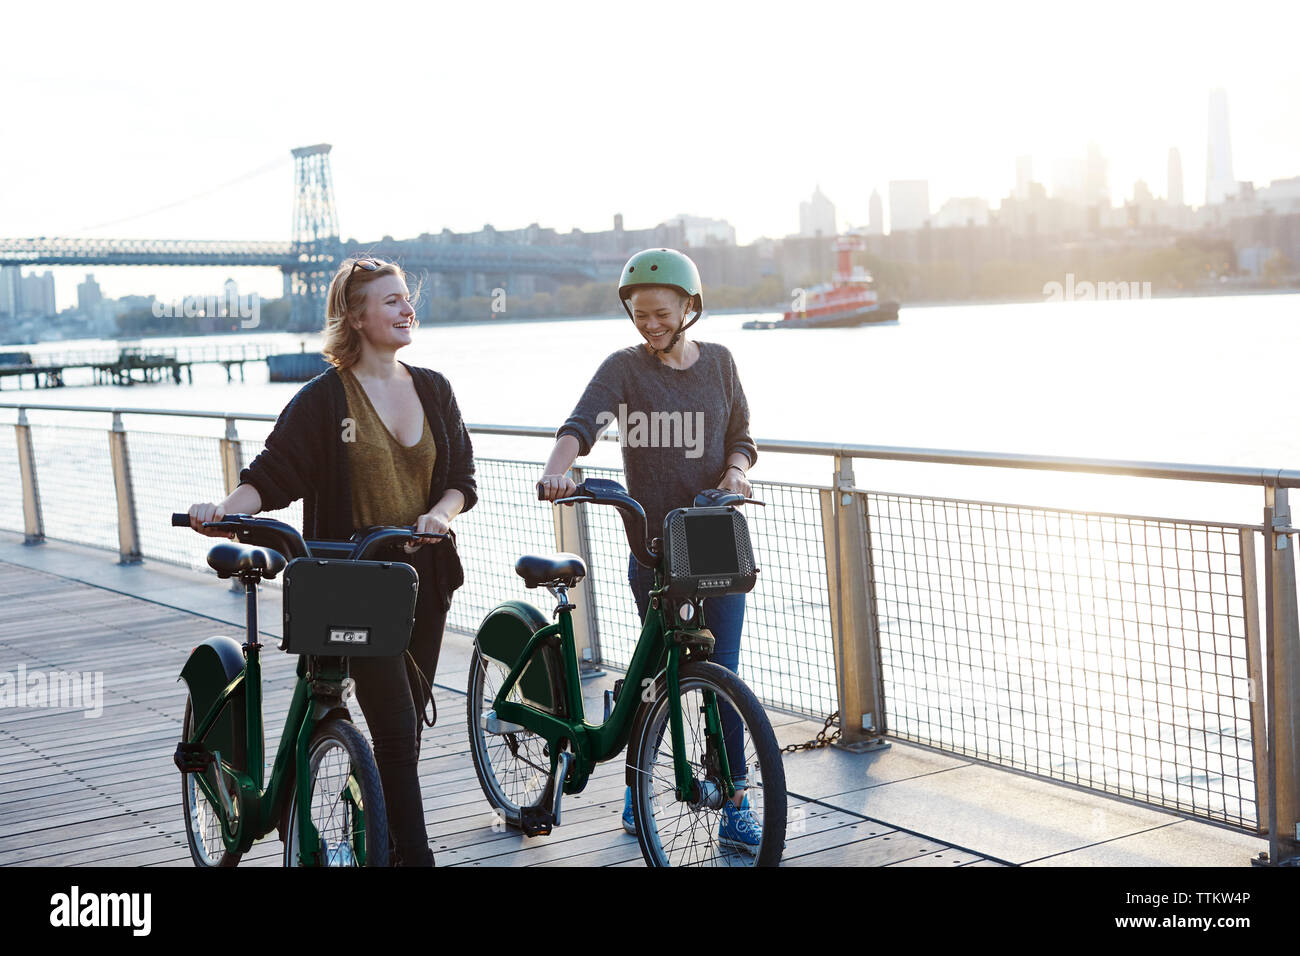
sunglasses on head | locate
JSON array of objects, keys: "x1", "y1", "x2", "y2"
[{"x1": 343, "y1": 257, "x2": 383, "y2": 298}]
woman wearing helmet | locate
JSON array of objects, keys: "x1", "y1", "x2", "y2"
[{"x1": 537, "y1": 247, "x2": 762, "y2": 853}]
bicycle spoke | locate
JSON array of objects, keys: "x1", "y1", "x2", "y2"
[{"x1": 635, "y1": 673, "x2": 774, "y2": 867}]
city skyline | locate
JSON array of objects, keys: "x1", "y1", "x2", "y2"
[{"x1": 4, "y1": 1, "x2": 1298, "y2": 304}]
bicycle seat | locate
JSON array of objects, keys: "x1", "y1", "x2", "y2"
[
  {"x1": 206, "y1": 541, "x2": 287, "y2": 580},
  {"x1": 515, "y1": 553, "x2": 586, "y2": 589}
]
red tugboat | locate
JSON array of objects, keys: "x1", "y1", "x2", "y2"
[{"x1": 743, "y1": 235, "x2": 900, "y2": 329}]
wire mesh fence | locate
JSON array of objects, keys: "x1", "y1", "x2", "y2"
[
  {"x1": 744, "y1": 481, "x2": 838, "y2": 718},
  {"x1": 128, "y1": 431, "x2": 226, "y2": 571},
  {"x1": 0, "y1": 425, "x2": 24, "y2": 534},
  {"x1": 28, "y1": 425, "x2": 118, "y2": 553},
  {"x1": 0, "y1": 407, "x2": 1282, "y2": 834},
  {"x1": 865, "y1": 491, "x2": 1259, "y2": 829},
  {"x1": 448, "y1": 458, "x2": 557, "y2": 634}
]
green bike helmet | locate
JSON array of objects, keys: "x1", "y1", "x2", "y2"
[{"x1": 618, "y1": 248, "x2": 704, "y2": 354}]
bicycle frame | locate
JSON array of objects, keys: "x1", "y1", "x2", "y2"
[
  {"x1": 174, "y1": 516, "x2": 426, "y2": 867},
  {"x1": 183, "y1": 648, "x2": 363, "y2": 864},
  {"x1": 488, "y1": 567, "x2": 735, "y2": 804}
]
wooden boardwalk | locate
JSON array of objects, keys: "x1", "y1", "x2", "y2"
[{"x1": 0, "y1": 559, "x2": 996, "y2": 867}]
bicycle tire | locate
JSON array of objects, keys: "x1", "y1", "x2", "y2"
[
  {"x1": 181, "y1": 696, "x2": 243, "y2": 867},
  {"x1": 283, "y1": 718, "x2": 390, "y2": 867},
  {"x1": 466, "y1": 647, "x2": 552, "y2": 828},
  {"x1": 628, "y1": 661, "x2": 786, "y2": 867}
]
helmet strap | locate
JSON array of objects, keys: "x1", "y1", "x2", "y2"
[{"x1": 647, "y1": 298, "x2": 702, "y2": 358}]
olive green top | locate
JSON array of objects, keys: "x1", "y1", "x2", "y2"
[{"x1": 339, "y1": 367, "x2": 437, "y2": 529}]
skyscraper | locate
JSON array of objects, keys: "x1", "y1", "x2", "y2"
[
  {"x1": 1206, "y1": 87, "x2": 1235, "y2": 205},
  {"x1": 78, "y1": 274, "x2": 103, "y2": 314},
  {"x1": 1167, "y1": 147, "x2": 1184, "y2": 207},
  {"x1": 867, "y1": 189, "x2": 883, "y2": 235},
  {"x1": 799, "y1": 186, "x2": 837, "y2": 237}
]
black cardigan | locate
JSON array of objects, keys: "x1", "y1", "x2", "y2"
[{"x1": 238, "y1": 361, "x2": 477, "y2": 606}]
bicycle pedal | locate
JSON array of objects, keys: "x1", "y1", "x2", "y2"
[
  {"x1": 173, "y1": 741, "x2": 212, "y2": 774},
  {"x1": 519, "y1": 806, "x2": 555, "y2": 837}
]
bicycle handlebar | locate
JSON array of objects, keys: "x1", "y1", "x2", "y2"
[{"x1": 172, "y1": 513, "x2": 446, "y2": 562}]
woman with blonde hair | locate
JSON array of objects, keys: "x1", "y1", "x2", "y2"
[{"x1": 186, "y1": 256, "x2": 476, "y2": 866}]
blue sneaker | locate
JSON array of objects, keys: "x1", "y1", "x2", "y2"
[
  {"x1": 621, "y1": 786, "x2": 636, "y2": 835},
  {"x1": 718, "y1": 796, "x2": 762, "y2": 854}
]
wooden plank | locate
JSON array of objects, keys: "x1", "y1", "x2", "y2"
[{"x1": 0, "y1": 561, "x2": 988, "y2": 868}]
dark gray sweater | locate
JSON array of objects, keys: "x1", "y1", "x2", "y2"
[{"x1": 557, "y1": 341, "x2": 757, "y2": 538}]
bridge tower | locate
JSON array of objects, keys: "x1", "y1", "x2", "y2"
[{"x1": 288, "y1": 144, "x2": 341, "y2": 331}]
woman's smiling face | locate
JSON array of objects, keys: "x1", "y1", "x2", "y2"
[
  {"x1": 628, "y1": 286, "x2": 690, "y2": 350},
  {"x1": 352, "y1": 273, "x2": 416, "y2": 349}
]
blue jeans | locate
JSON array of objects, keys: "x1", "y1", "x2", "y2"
[{"x1": 627, "y1": 553, "x2": 747, "y2": 785}]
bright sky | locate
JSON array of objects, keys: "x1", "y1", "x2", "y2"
[{"x1": 3, "y1": 0, "x2": 1298, "y2": 304}]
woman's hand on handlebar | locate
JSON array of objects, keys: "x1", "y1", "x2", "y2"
[
  {"x1": 716, "y1": 469, "x2": 752, "y2": 500},
  {"x1": 187, "y1": 503, "x2": 236, "y2": 539},
  {"x1": 537, "y1": 473, "x2": 577, "y2": 502},
  {"x1": 404, "y1": 510, "x2": 450, "y2": 554}
]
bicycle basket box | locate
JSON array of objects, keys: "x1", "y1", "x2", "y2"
[
  {"x1": 662, "y1": 506, "x2": 758, "y2": 601},
  {"x1": 282, "y1": 558, "x2": 417, "y2": 657}
]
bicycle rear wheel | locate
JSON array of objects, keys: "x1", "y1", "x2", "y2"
[
  {"x1": 466, "y1": 647, "x2": 552, "y2": 827},
  {"x1": 629, "y1": 661, "x2": 786, "y2": 867},
  {"x1": 283, "y1": 718, "x2": 389, "y2": 867},
  {"x1": 181, "y1": 696, "x2": 242, "y2": 867}
]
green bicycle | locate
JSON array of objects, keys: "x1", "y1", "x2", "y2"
[
  {"x1": 467, "y1": 478, "x2": 787, "y2": 867},
  {"x1": 172, "y1": 512, "x2": 441, "y2": 867}
]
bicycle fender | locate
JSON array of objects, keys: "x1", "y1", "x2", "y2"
[
  {"x1": 476, "y1": 601, "x2": 566, "y2": 716},
  {"x1": 179, "y1": 636, "x2": 248, "y2": 771}
]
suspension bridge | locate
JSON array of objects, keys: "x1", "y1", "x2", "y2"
[{"x1": 0, "y1": 145, "x2": 610, "y2": 331}]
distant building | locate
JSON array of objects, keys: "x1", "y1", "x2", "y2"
[
  {"x1": 1206, "y1": 87, "x2": 1235, "y2": 205},
  {"x1": 0, "y1": 266, "x2": 21, "y2": 317},
  {"x1": 20, "y1": 271, "x2": 56, "y2": 317},
  {"x1": 867, "y1": 189, "x2": 884, "y2": 236},
  {"x1": 799, "y1": 186, "x2": 837, "y2": 237},
  {"x1": 674, "y1": 214, "x2": 736, "y2": 247},
  {"x1": 1052, "y1": 156, "x2": 1086, "y2": 205},
  {"x1": 1256, "y1": 177, "x2": 1300, "y2": 214},
  {"x1": 1084, "y1": 143, "x2": 1110, "y2": 206},
  {"x1": 77, "y1": 274, "x2": 102, "y2": 314},
  {"x1": 934, "y1": 197, "x2": 990, "y2": 228},
  {"x1": 888, "y1": 180, "x2": 930, "y2": 232},
  {"x1": 1015, "y1": 155, "x2": 1033, "y2": 201},
  {"x1": 1167, "y1": 147, "x2": 1184, "y2": 207},
  {"x1": 997, "y1": 181, "x2": 1064, "y2": 236},
  {"x1": 1126, "y1": 179, "x2": 1162, "y2": 227}
]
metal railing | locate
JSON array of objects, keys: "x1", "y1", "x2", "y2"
[{"x1": 1, "y1": 400, "x2": 1296, "y2": 865}]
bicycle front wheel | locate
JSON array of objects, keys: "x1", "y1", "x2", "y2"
[
  {"x1": 181, "y1": 696, "x2": 242, "y2": 867},
  {"x1": 629, "y1": 661, "x2": 786, "y2": 867},
  {"x1": 283, "y1": 718, "x2": 389, "y2": 867},
  {"x1": 466, "y1": 647, "x2": 552, "y2": 827}
]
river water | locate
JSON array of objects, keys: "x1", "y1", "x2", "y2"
[{"x1": 6, "y1": 292, "x2": 1299, "y2": 524}]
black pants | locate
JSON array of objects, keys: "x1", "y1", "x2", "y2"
[{"x1": 349, "y1": 547, "x2": 446, "y2": 866}]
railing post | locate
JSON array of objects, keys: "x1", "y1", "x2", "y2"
[
  {"x1": 1259, "y1": 486, "x2": 1300, "y2": 866},
  {"x1": 818, "y1": 455, "x2": 888, "y2": 751},
  {"x1": 14, "y1": 407, "x2": 44, "y2": 544},
  {"x1": 552, "y1": 466, "x2": 603, "y2": 676},
  {"x1": 107, "y1": 411, "x2": 142, "y2": 564},
  {"x1": 219, "y1": 416, "x2": 244, "y2": 495},
  {"x1": 1239, "y1": 528, "x2": 1270, "y2": 836}
]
